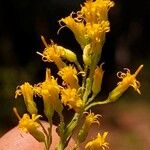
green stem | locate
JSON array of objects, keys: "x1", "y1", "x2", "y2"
[
  {"x1": 85, "y1": 99, "x2": 110, "y2": 111},
  {"x1": 38, "y1": 121, "x2": 49, "y2": 150},
  {"x1": 80, "y1": 65, "x2": 88, "y2": 96},
  {"x1": 38, "y1": 121, "x2": 49, "y2": 137},
  {"x1": 56, "y1": 115, "x2": 65, "y2": 150},
  {"x1": 47, "y1": 118, "x2": 53, "y2": 150},
  {"x1": 56, "y1": 140, "x2": 65, "y2": 150},
  {"x1": 86, "y1": 94, "x2": 96, "y2": 104},
  {"x1": 56, "y1": 111, "x2": 83, "y2": 150},
  {"x1": 75, "y1": 61, "x2": 83, "y2": 71},
  {"x1": 82, "y1": 53, "x2": 100, "y2": 104},
  {"x1": 83, "y1": 78, "x2": 92, "y2": 103},
  {"x1": 65, "y1": 113, "x2": 80, "y2": 138},
  {"x1": 44, "y1": 141, "x2": 48, "y2": 150}
]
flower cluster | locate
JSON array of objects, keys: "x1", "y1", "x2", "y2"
[
  {"x1": 60, "y1": 0, "x2": 114, "y2": 66},
  {"x1": 14, "y1": 0, "x2": 143, "y2": 150}
]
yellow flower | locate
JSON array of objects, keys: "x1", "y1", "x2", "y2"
[
  {"x1": 92, "y1": 64, "x2": 104, "y2": 94},
  {"x1": 15, "y1": 82, "x2": 37, "y2": 115},
  {"x1": 18, "y1": 113, "x2": 45, "y2": 142},
  {"x1": 85, "y1": 132, "x2": 109, "y2": 150},
  {"x1": 59, "y1": 14, "x2": 88, "y2": 49},
  {"x1": 34, "y1": 69, "x2": 63, "y2": 118},
  {"x1": 78, "y1": 111, "x2": 101, "y2": 143},
  {"x1": 59, "y1": 0, "x2": 114, "y2": 69},
  {"x1": 86, "y1": 21, "x2": 109, "y2": 43},
  {"x1": 61, "y1": 87, "x2": 83, "y2": 112},
  {"x1": 82, "y1": 21, "x2": 110, "y2": 66},
  {"x1": 84, "y1": 111, "x2": 101, "y2": 128},
  {"x1": 80, "y1": 0, "x2": 115, "y2": 23},
  {"x1": 108, "y1": 65, "x2": 143, "y2": 102},
  {"x1": 59, "y1": 0, "x2": 114, "y2": 52},
  {"x1": 37, "y1": 36, "x2": 66, "y2": 69},
  {"x1": 58, "y1": 65, "x2": 79, "y2": 89},
  {"x1": 18, "y1": 113, "x2": 41, "y2": 133}
]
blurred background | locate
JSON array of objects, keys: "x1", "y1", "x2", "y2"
[{"x1": 0, "y1": 0, "x2": 150, "y2": 149}]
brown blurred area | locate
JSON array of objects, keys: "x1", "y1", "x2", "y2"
[{"x1": 0, "y1": 0, "x2": 150, "y2": 149}]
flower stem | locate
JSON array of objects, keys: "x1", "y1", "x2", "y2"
[{"x1": 85, "y1": 99, "x2": 110, "y2": 111}]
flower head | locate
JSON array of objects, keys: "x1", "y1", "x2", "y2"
[
  {"x1": 108, "y1": 65, "x2": 143, "y2": 102},
  {"x1": 58, "y1": 65, "x2": 79, "y2": 89},
  {"x1": 116, "y1": 66, "x2": 142, "y2": 94},
  {"x1": 84, "y1": 111, "x2": 101, "y2": 128},
  {"x1": 85, "y1": 132, "x2": 109, "y2": 150},
  {"x1": 18, "y1": 113, "x2": 41, "y2": 133},
  {"x1": 34, "y1": 69, "x2": 63, "y2": 117},
  {"x1": 37, "y1": 36, "x2": 65, "y2": 69},
  {"x1": 18, "y1": 113, "x2": 45, "y2": 142},
  {"x1": 15, "y1": 82, "x2": 37, "y2": 115},
  {"x1": 59, "y1": 14, "x2": 88, "y2": 49},
  {"x1": 80, "y1": 0, "x2": 115, "y2": 23},
  {"x1": 61, "y1": 87, "x2": 83, "y2": 112},
  {"x1": 86, "y1": 21, "x2": 110, "y2": 42},
  {"x1": 35, "y1": 69, "x2": 60, "y2": 98},
  {"x1": 77, "y1": 111, "x2": 101, "y2": 143}
]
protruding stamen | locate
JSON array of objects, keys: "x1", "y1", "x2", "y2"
[
  {"x1": 134, "y1": 65, "x2": 144, "y2": 77},
  {"x1": 13, "y1": 107, "x2": 21, "y2": 120},
  {"x1": 45, "y1": 68, "x2": 51, "y2": 81},
  {"x1": 36, "y1": 51, "x2": 44, "y2": 57},
  {"x1": 41, "y1": 35, "x2": 48, "y2": 48}
]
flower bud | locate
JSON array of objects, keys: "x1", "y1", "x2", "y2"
[
  {"x1": 83, "y1": 44, "x2": 92, "y2": 66},
  {"x1": 58, "y1": 46, "x2": 77, "y2": 62},
  {"x1": 92, "y1": 64, "x2": 104, "y2": 95}
]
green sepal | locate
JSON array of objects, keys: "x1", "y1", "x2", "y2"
[{"x1": 30, "y1": 129, "x2": 45, "y2": 142}]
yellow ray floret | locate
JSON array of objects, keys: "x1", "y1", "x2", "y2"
[
  {"x1": 15, "y1": 82, "x2": 37, "y2": 114},
  {"x1": 18, "y1": 113, "x2": 41, "y2": 133},
  {"x1": 84, "y1": 111, "x2": 101, "y2": 128},
  {"x1": 18, "y1": 113, "x2": 45, "y2": 142},
  {"x1": 116, "y1": 65, "x2": 143, "y2": 94},
  {"x1": 86, "y1": 21, "x2": 110, "y2": 42},
  {"x1": 34, "y1": 69, "x2": 63, "y2": 115},
  {"x1": 61, "y1": 87, "x2": 83, "y2": 112},
  {"x1": 59, "y1": 0, "x2": 114, "y2": 50},
  {"x1": 34, "y1": 69, "x2": 60, "y2": 99},
  {"x1": 15, "y1": 82, "x2": 33, "y2": 100},
  {"x1": 59, "y1": 14, "x2": 87, "y2": 49},
  {"x1": 77, "y1": 111, "x2": 101, "y2": 143},
  {"x1": 80, "y1": 0, "x2": 115, "y2": 23},
  {"x1": 108, "y1": 65, "x2": 143, "y2": 102},
  {"x1": 37, "y1": 36, "x2": 65, "y2": 69},
  {"x1": 58, "y1": 65, "x2": 79, "y2": 89},
  {"x1": 85, "y1": 132, "x2": 109, "y2": 150}
]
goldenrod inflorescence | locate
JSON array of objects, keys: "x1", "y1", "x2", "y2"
[{"x1": 14, "y1": 0, "x2": 143, "y2": 150}]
